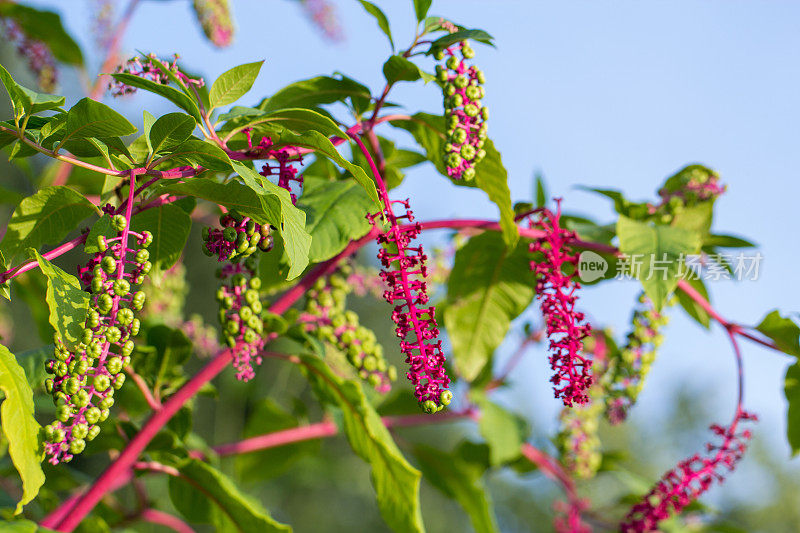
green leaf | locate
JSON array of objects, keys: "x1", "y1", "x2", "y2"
[
  {"x1": 535, "y1": 173, "x2": 547, "y2": 207},
  {"x1": 260, "y1": 75, "x2": 372, "y2": 114},
  {"x1": 357, "y1": 0, "x2": 394, "y2": 51},
  {"x1": 130, "y1": 204, "x2": 191, "y2": 273},
  {"x1": 144, "y1": 326, "x2": 192, "y2": 392},
  {"x1": 382, "y1": 55, "x2": 432, "y2": 85},
  {"x1": 109, "y1": 73, "x2": 202, "y2": 123},
  {"x1": 158, "y1": 138, "x2": 232, "y2": 170},
  {"x1": 169, "y1": 458, "x2": 291, "y2": 532},
  {"x1": 756, "y1": 310, "x2": 800, "y2": 357},
  {"x1": 0, "y1": 343, "x2": 44, "y2": 515},
  {"x1": 785, "y1": 362, "x2": 800, "y2": 455},
  {"x1": 444, "y1": 232, "x2": 535, "y2": 381},
  {"x1": 471, "y1": 391, "x2": 525, "y2": 465},
  {"x1": 149, "y1": 112, "x2": 196, "y2": 155},
  {"x1": 84, "y1": 215, "x2": 116, "y2": 255},
  {"x1": 237, "y1": 399, "x2": 319, "y2": 483},
  {"x1": 0, "y1": 519, "x2": 41, "y2": 532},
  {"x1": 0, "y1": 184, "x2": 23, "y2": 206},
  {"x1": 261, "y1": 107, "x2": 346, "y2": 138},
  {"x1": 294, "y1": 351, "x2": 424, "y2": 533},
  {"x1": 671, "y1": 201, "x2": 713, "y2": 236},
  {"x1": 0, "y1": 186, "x2": 98, "y2": 265},
  {"x1": 298, "y1": 177, "x2": 374, "y2": 262},
  {"x1": 427, "y1": 29, "x2": 495, "y2": 55},
  {"x1": 0, "y1": 4, "x2": 83, "y2": 65},
  {"x1": 142, "y1": 110, "x2": 156, "y2": 155},
  {"x1": 209, "y1": 61, "x2": 264, "y2": 108},
  {"x1": 15, "y1": 345, "x2": 53, "y2": 390},
  {"x1": 62, "y1": 98, "x2": 136, "y2": 143},
  {"x1": 413, "y1": 0, "x2": 433, "y2": 22},
  {"x1": 32, "y1": 250, "x2": 89, "y2": 350},
  {"x1": 413, "y1": 443, "x2": 498, "y2": 533},
  {"x1": 616, "y1": 215, "x2": 702, "y2": 311},
  {"x1": 675, "y1": 277, "x2": 711, "y2": 329},
  {"x1": 0, "y1": 64, "x2": 65, "y2": 119},
  {"x1": 704, "y1": 233, "x2": 756, "y2": 248}
]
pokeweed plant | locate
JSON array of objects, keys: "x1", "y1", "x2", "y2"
[{"x1": 0, "y1": 1, "x2": 794, "y2": 532}]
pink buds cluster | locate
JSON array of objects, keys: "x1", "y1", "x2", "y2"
[
  {"x1": 43, "y1": 214, "x2": 152, "y2": 464},
  {"x1": 215, "y1": 263, "x2": 265, "y2": 381},
  {"x1": 192, "y1": 0, "x2": 234, "y2": 48},
  {"x1": 202, "y1": 210, "x2": 274, "y2": 262},
  {"x1": 435, "y1": 41, "x2": 488, "y2": 181},
  {"x1": 303, "y1": 269, "x2": 397, "y2": 392},
  {"x1": 243, "y1": 131, "x2": 305, "y2": 204},
  {"x1": 369, "y1": 199, "x2": 452, "y2": 413},
  {"x1": 109, "y1": 54, "x2": 204, "y2": 97},
  {"x1": 528, "y1": 205, "x2": 593, "y2": 407},
  {"x1": 621, "y1": 409, "x2": 757, "y2": 532},
  {"x1": 299, "y1": 0, "x2": 343, "y2": 42},
  {"x1": 1, "y1": 19, "x2": 57, "y2": 91}
]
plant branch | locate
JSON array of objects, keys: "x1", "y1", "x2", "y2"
[{"x1": 139, "y1": 508, "x2": 195, "y2": 533}]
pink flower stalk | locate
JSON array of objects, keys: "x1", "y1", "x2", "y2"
[
  {"x1": 436, "y1": 41, "x2": 488, "y2": 181},
  {"x1": 90, "y1": 0, "x2": 115, "y2": 48},
  {"x1": 299, "y1": 0, "x2": 344, "y2": 42},
  {"x1": 529, "y1": 203, "x2": 593, "y2": 407},
  {"x1": 553, "y1": 498, "x2": 592, "y2": 533},
  {"x1": 109, "y1": 54, "x2": 204, "y2": 97},
  {"x1": 1, "y1": 19, "x2": 57, "y2": 91},
  {"x1": 44, "y1": 207, "x2": 153, "y2": 464},
  {"x1": 369, "y1": 199, "x2": 452, "y2": 413},
  {"x1": 621, "y1": 409, "x2": 757, "y2": 532},
  {"x1": 192, "y1": 0, "x2": 234, "y2": 48},
  {"x1": 242, "y1": 130, "x2": 306, "y2": 204}
]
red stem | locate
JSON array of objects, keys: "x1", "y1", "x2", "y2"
[{"x1": 140, "y1": 508, "x2": 195, "y2": 533}]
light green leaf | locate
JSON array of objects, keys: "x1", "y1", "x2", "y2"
[
  {"x1": 757, "y1": 310, "x2": 800, "y2": 358},
  {"x1": 32, "y1": 250, "x2": 89, "y2": 350},
  {"x1": 0, "y1": 343, "x2": 44, "y2": 515},
  {"x1": 413, "y1": 442, "x2": 498, "y2": 533},
  {"x1": 260, "y1": 75, "x2": 371, "y2": 114},
  {"x1": 675, "y1": 277, "x2": 711, "y2": 329},
  {"x1": 84, "y1": 215, "x2": 116, "y2": 255},
  {"x1": 444, "y1": 233, "x2": 535, "y2": 381},
  {"x1": 0, "y1": 64, "x2": 65, "y2": 119},
  {"x1": 357, "y1": 0, "x2": 394, "y2": 51},
  {"x1": 109, "y1": 73, "x2": 202, "y2": 123},
  {"x1": 298, "y1": 177, "x2": 374, "y2": 262},
  {"x1": 158, "y1": 138, "x2": 233, "y2": 170},
  {"x1": 413, "y1": 0, "x2": 433, "y2": 22},
  {"x1": 471, "y1": 391, "x2": 525, "y2": 465},
  {"x1": 62, "y1": 98, "x2": 136, "y2": 141},
  {"x1": 262, "y1": 107, "x2": 346, "y2": 138},
  {"x1": 616, "y1": 215, "x2": 702, "y2": 311},
  {"x1": 704, "y1": 233, "x2": 756, "y2": 248},
  {"x1": 209, "y1": 61, "x2": 264, "y2": 108},
  {"x1": 169, "y1": 458, "x2": 291, "y2": 532},
  {"x1": 295, "y1": 351, "x2": 424, "y2": 533},
  {"x1": 142, "y1": 110, "x2": 156, "y2": 155},
  {"x1": 130, "y1": 204, "x2": 191, "y2": 272},
  {"x1": 0, "y1": 186, "x2": 98, "y2": 265},
  {"x1": 149, "y1": 112, "x2": 196, "y2": 155}
]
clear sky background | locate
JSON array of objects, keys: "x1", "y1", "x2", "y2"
[{"x1": 23, "y1": 0, "x2": 800, "y2": 496}]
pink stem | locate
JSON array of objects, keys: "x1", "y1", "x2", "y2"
[
  {"x1": 140, "y1": 508, "x2": 195, "y2": 533},
  {"x1": 125, "y1": 366, "x2": 161, "y2": 410},
  {"x1": 0, "y1": 235, "x2": 87, "y2": 283}
]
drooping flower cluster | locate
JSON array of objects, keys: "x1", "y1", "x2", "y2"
[
  {"x1": 43, "y1": 215, "x2": 152, "y2": 464},
  {"x1": 90, "y1": 0, "x2": 115, "y2": 48},
  {"x1": 1, "y1": 19, "x2": 57, "y2": 91},
  {"x1": 621, "y1": 409, "x2": 757, "y2": 532},
  {"x1": 556, "y1": 331, "x2": 609, "y2": 479},
  {"x1": 299, "y1": 0, "x2": 343, "y2": 42},
  {"x1": 529, "y1": 205, "x2": 593, "y2": 407},
  {"x1": 192, "y1": 0, "x2": 234, "y2": 48},
  {"x1": 203, "y1": 210, "x2": 272, "y2": 380},
  {"x1": 303, "y1": 269, "x2": 397, "y2": 392},
  {"x1": 108, "y1": 54, "x2": 204, "y2": 97},
  {"x1": 435, "y1": 41, "x2": 488, "y2": 181},
  {"x1": 602, "y1": 293, "x2": 672, "y2": 424},
  {"x1": 214, "y1": 263, "x2": 265, "y2": 381},
  {"x1": 369, "y1": 199, "x2": 452, "y2": 413}
]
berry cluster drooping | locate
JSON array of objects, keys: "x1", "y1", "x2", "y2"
[
  {"x1": 303, "y1": 269, "x2": 397, "y2": 392},
  {"x1": 369, "y1": 199, "x2": 452, "y2": 413},
  {"x1": 1, "y1": 19, "x2": 57, "y2": 91},
  {"x1": 621, "y1": 409, "x2": 757, "y2": 533},
  {"x1": 43, "y1": 215, "x2": 152, "y2": 464},
  {"x1": 192, "y1": 0, "x2": 234, "y2": 48},
  {"x1": 109, "y1": 54, "x2": 204, "y2": 97},
  {"x1": 529, "y1": 205, "x2": 593, "y2": 407},
  {"x1": 603, "y1": 293, "x2": 673, "y2": 424},
  {"x1": 435, "y1": 41, "x2": 488, "y2": 181},
  {"x1": 203, "y1": 210, "x2": 273, "y2": 380}
]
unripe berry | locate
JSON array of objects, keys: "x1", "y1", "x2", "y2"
[{"x1": 112, "y1": 214, "x2": 127, "y2": 231}]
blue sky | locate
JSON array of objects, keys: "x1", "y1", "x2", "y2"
[{"x1": 27, "y1": 0, "x2": 800, "y2": 476}]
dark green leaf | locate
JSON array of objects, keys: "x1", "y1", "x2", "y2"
[
  {"x1": 209, "y1": 61, "x2": 264, "y2": 108},
  {"x1": 704, "y1": 233, "x2": 756, "y2": 248},
  {"x1": 0, "y1": 343, "x2": 44, "y2": 515},
  {"x1": 260, "y1": 75, "x2": 372, "y2": 114},
  {"x1": 130, "y1": 203, "x2": 191, "y2": 272},
  {"x1": 357, "y1": 0, "x2": 394, "y2": 50},
  {"x1": 32, "y1": 250, "x2": 89, "y2": 350},
  {"x1": 616, "y1": 215, "x2": 702, "y2": 311},
  {"x1": 413, "y1": 0, "x2": 433, "y2": 22},
  {"x1": 262, "y1": 107, "x2": 346, "y2": 138},
  {"x1": 0, "y1": 186, "x2": 98, "y2": 265},
  {"x1": 149, "y1": 112, "x2": 196, "y2": 155},
  {"x1": 382, "y1": 55, "x2": 432, "y2": 85},
  {"x1": 62, "y1": 98, "x2": 136, "y2": 141},
  {"x1": 786, "y1": 362, "x2": 800, "y2": 455},
  {"x1": 757, "y1": 310, "x2": 800, "y2": 357},
  {"x1": 535, "y1": 173, "x2": 547, "y2": 207},
  {"x1": 444, "y1": 232, "x2": 535, "y2": 381},
  {"x1": 471, "y1": 391, "x2": 525, "y2": 465},
  {"x1": 0, "y1": 4, "x2": 83, "y2": 65},
  {"x1": 0, "y1": 64, "x2": 65, "y2": 118},
  {"x1": 298, "y1": 177, "x2": 374, "y2": 262},
  {"x1": 427, "y1": 29, "x2": 495, "y2": 55},
  {"x1": 158, "y1": 138, "x2": 232, "y2": 170},
  {"x1": 109, "y1": 73, "x2": 202, "y2": 123},
  {"x1": 676, "y1": 277, "x2": 711, "y2": 329},
  {"x1": 83, "y1": 215, "x2": 116, "y2": 255}
]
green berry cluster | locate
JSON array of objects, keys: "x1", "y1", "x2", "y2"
[{"x1": 304, "y1": 269, "x2": 397, "y2": 392}]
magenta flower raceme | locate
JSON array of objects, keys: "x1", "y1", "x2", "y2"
[
  {"x1": 553, "y1": 498, "x2": 592, "y2": 533},
  {"x1": 529, "y1": 204, "x2": 593, "y2": 407},
  {"x1": 192, "y1": 0, "x2": 234, "y2": 48},
  {"x1": 43, "y1": 214, "x2": 153, "y2": 464},
  {"x1": 435, "y1": 41, "x2": 488, "y2": 181},
  {"x1": 621, "y1": 409, "x2": 757, "y2": 532},
  {"x1": 108, "y1": 54, "x2": 204, "y2": 97},
  {"x1": 298, "y1": 0, "x2": 344, "y2": 42},
  {"x1": 369, "y1": 199, "x2": 452, "y2": 413},
  {"x1": 1, "y1": 19, "x2": 57, "y2": 91}
]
